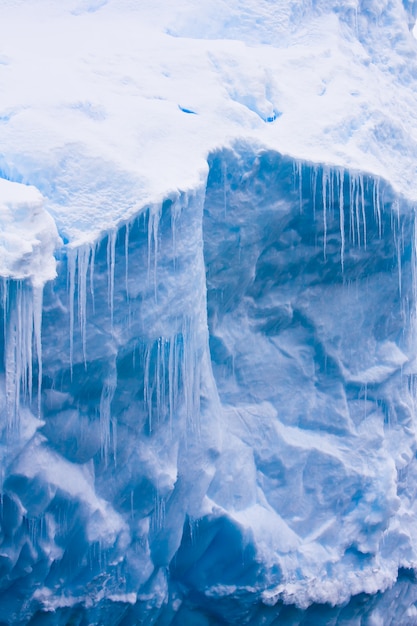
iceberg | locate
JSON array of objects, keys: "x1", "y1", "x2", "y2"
[{"x1": 1, "y1": 0, "x2": 417, "y2": 623}]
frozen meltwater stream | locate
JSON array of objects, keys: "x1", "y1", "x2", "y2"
[{"x1": 1, "y1": 144, "x2": 417, "y2": 624}]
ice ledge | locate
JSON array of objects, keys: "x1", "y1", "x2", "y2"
[{"x1": 0, "y1": 178, "x2": 61, "y2": 287}]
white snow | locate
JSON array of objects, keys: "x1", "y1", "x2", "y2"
[
  {"x1": 0, "y1": 0, "x2": 417, "y2": 247},
  {"x1": 0, "y1": 179, "x2": 60, "y2": 286}
]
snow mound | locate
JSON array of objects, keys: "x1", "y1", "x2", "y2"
[{"x1": 0, "y1": 178, "x2": 60, "y2": 286}]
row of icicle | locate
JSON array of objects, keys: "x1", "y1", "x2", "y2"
[
  {"x1": 294, "y1": 162, "x2": 385, "y2": 268},
  {"x1": 0, "y1": 162, "x2": 411, "y2": 451}
]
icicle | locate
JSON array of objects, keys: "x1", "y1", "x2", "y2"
[
  {"x1": 354, "y1": 175, "x2": 361, "y2": 247},
  {"x1": 1, "y1": 279, "x2": 7, "y2": 339},
  {"x1": 153, "y1": 208, "x2": 160, "y2": 302},
  {"x1": 99, "y1": 375, "x2": 116, "y2": 465},
  {"x1": 141, "y1": 321, "x2": 201, "y2": 437},
  {"x1": 297, "y1": 161, "x2": 303, "y2": 213},
  {"x1": 312, "y1": 166, "x2": 318, "y2": 219},
  {"x1": 147, "y1": 209, "x2": 152, "y2": 285},
  {"x1": 359, "y1": 174, "x2": 366, "y2": 249},
  {"x1": 112, "y1": 412, "x2": 117, "y2": 468},
  {"x1": 32, "y1": 286, "x2": 43, "y2": 418},
  {"x1": 161, "y1": 339, "x2": 167, "y2": 422},
  {"x1": 77, "y1": 245, "x2": 90, "y2": 367},
  {"x1": 375, "y1": 179, "x2": 382, "y2": 237},
  {"x1": 173, "y1": 335, "x2": 179, "y2": 423},
  {"x1": 394, "y1": 204, "x2": 402, "y2": 298},
  {"x1": 3, "y1": 280, "x2": 42, "y2": 428},
  {"x1": 152, "y1": 494, "x2": 166, "y2": 532},
  {"x1": 89, "y1": 243, "x2": 96, "y2": 315},
  {"x1": 1, "y1": 280, "x2": 7, "y2": 379},
  {"x1": 67, "y1": 248, "x2": 77, "y2": 377},
  {"x1": 171, "y1": 198, "x2": 182, "y2": 270},
  {"x1": 169, "y1": 334, "x2": 181, "y2": 434},
  {"x1": 168, "y1": 337, "x2": 175, "y2": 432},
  {"x1": 372, "y1": 179, "x2": 377, "y2": 231},
  {"x1": 329, "y1": 168, "x2": 334, "y2": 219},
  {"x1": 125, "y1": 222, "x2": 130, "y2": 298},
  {"x1": 339, "y1": 168, "x2": 345, "y2": 273},
  {"x1": 144, "y1": 345, "x2": 152, "y2": 433},
  {"x1": 19, "y1": 284, "x2": 33, "y2": 406},
  {"x1": 349, "y1": 173, "x2": 355, "y2": 245},
  {"x1": 182, "y1": 321, "x2": 191, "y2": 425},
  {"x1": 322, "y1": 167, "x2": 328, "y2": 260},
  {"x1": 5, "y1": 305, "x2": 18, "y2": 427},
  {"x1": 3, "y1": 282, "x2": 14, "y2": 428},
  {"x1": 17, "y1": 285, "x2": 30, "y2": 403},
  {"x1": 107, "y1": 231, "x2": 116, "y2": 328},
  {"x1": 156, "y1": 338, "x2": 161, "y2": 423},
  {"x1": 147, "y1": 207, "x2": 161, "y2": 301}
]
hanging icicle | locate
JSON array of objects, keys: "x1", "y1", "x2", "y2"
[
  {"x1": 171, "y1": 196, "x2": 183, "y2": 270},
  {"x1": 90, "y1": 242, "x2": 96, "y2": 315},
  {"x1": 77, "y1": 244, "x2": 91, "y2": 367},
  {"x1": 322, "y1": 167, "x2": 328, "y2": 260},
  {"x1": 147, "y1": 206, "x2": 161, "y2": 302},
  {"x1": 339, "y1": 168, "x2": 345, "y2": 273},
  {"x1": 375, "y1": 178, "x2": 382, "y2": 238},
  {"x1": 32, "y1": 286, "x2": 43, "y2": 418},
  {"x1": 2, "y1": 279, "x2": 45, "y2": 427},
  {"x1": 143, "y1": 343, "x2": 152, "y2": 434},
  {"x1": 67, "y1": 248, "x2": 77, "y2": 377},
  {"x1": 359, "y1": 174, "x2": 366, "y2": 249},
  {"x1": 99, "y1": 372, "x2": 117, "y2": 466},
  {"x1": 107, "y1": 231, "x2": 116, "y2": 329},
  {"x1": 125, "y1": 222, "x2": 130, "y2": 299},
  {"x1": 348, "y1": 172, "x2": 355, "y2": 245},
  {"x1": 312, "y1": 165, "x2": 318, "y2": 220},
  {"x1": 297, "y1": 160, "x2": 303, "y2": 213}
]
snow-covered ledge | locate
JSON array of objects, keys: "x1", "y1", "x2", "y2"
[{"x1": 0, "y1": 178, "x2": 60, "y2": 286}]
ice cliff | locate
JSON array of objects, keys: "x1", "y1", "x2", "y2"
[{"x1": 1, "y1": 0, "x2": 417, "y2": 624}]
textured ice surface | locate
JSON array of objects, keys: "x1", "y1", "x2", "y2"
[
  {"x1": 1, "y1": 0, "x2": 417, "y2": 624},
  {"x1": 1, "y1": 147, "x2": 417, "y2": 625}
]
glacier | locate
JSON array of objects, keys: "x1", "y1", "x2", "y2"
[{"x1": 2, "y1": 0, "x2": 417, "y2": 624}]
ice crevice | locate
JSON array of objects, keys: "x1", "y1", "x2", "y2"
[{"x1": 1, "y1": 143, "x2": 417, "y2": 623}]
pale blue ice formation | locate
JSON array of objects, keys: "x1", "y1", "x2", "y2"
[
  {"x1": 1, "y1": 145, "x2": 417, "y2": 624},
  {"x1": 2, "y1": 0, "x2": 417, "y2": 624}
]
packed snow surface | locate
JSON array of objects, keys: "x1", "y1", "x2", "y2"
[{"x1": 2, "y1": 0, "x2": 417, "y2": 624}]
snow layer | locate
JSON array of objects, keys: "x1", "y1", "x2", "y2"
[
  {"x1": 1, "y1": 0, "x2": 417, "y2": 624},
  {"x1": 1, "y1": 0, "x2": 417, "y2": 243},
  {"x1": 0, "y1": 178, "x2": 60, "y2": 285}
]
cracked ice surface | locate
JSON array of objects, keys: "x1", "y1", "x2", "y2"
[{"x1": 1, "y1": 0, "x2": 417, "y2": 624}]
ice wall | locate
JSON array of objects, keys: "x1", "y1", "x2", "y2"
[
  {"x1": 0, "y1": 180, "x2": 221, "y2": 624},
  {"x1": 202, "y1": 147, "x2": 417, "y2": 612},
  {"x1": 1, "y1": 144, "x2": 417, "y2": 624}
]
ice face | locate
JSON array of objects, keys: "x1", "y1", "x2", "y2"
[
  {"x1": 1, "y1": 144, "x2": 417, "y2": 624},
  {"x1": 202, "y1": 149, "x2": 417, "y2": 608}
]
